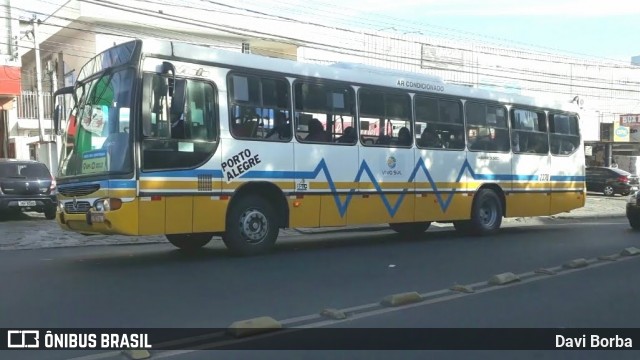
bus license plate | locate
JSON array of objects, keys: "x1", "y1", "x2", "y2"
[
  {"x1": 91, "y1": 213, "x2": 105, "y2": 223},
  {"x1": 18, "y1": 201, "x2": 36, "y2": 207}
]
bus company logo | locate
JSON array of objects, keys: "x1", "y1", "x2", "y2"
[
  {"x1": 615, "y1": 127, "x2": 629, "y2": 137},
  {"x1": 7, "y1": 330, "x2": 40, "y2": 348},
  {"x1": 387, "y1": 156, "x2": 397, "y2": 169},
  {"x1": 383, "y1": 156, "x2": 402, "y2": 176}
]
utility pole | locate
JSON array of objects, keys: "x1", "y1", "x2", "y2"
[{"x1": 31, "y1": 16, "x2": 45, "y2": 142}]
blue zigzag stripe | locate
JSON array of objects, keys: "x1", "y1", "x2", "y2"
[{"x1": 240, "y1": 158, "x2": 584, "y2": 217}]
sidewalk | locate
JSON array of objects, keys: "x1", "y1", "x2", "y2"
[{"x1": 0, "y1": 194, "x2": 628, "y2": 251}]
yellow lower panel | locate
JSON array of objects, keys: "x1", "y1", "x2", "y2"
[
  {"x1": 506, "y1": 193, "x2": 550, "y2": 217},
  {"x1": 550, "y1": 191, "x2": 585, "y2": 215},
  {"x1": 139, "y1": 197, "x2": 166, "y2": 235},
  {"x1": 165, "y1": 196, "x2": 193, "y2": 234},
  {"x1": 58, "y1": 201, "x2": 140, "y2": 235},
  {"x1": 289, "y1": 196, "x2": 321, "y2": 228},
  {"x1": 348, "y1": 194, "x2": 414, "y2": 225},
  {"x1": 320, "y1": 194, "x2": 348, "y2": 227},
  {"x1": 193, "y1": 196, "x2": 228, "y2": 233},
  {"x1": 415, "y1": 193, "x2": 472, "y2": 221}
]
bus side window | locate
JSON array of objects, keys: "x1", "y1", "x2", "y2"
[
  {"x1": 142, "y1": 74, "x2": 218, "y2": 171},
  {"x1": 358, "y1": 88, "x2": 411, "y2": 147},
  {"x1": 228, "y1": 74, "x2": 291, "y2": 142}
]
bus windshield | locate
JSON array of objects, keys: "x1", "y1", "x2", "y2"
[{"x1": 58, "y1": 68, "x2": 134, "y2": 178}]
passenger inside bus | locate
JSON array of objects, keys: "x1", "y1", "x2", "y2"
[
  {"x1": 305, "y1": 118, "x2": 328, "y2": 142},
  {"x1": 266, "y1": 113, "x2": 292, "y2": 140},
  {"x1": 336, "y1": 126, "x2": 357, "y2": 143},
  {"x1": 397, "y1": 127, "x2": 412, "y2": 146},
  {"x1": 419, "y1": 127, "x2": 442, "y2": 148}
]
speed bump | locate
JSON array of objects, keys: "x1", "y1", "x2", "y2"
[
  {"x1": 487, "y1": 272, "x2": 520, "y2": 285},
  {"x1": 227, "y1": 316, "x2": 282, "y2": 338},
  {"x1": 380, "y1": 292, "x2": 423, "y2": 307},
  {"x1": 450, "y1": 284, "x2": 474, "y2": 293},
  {"x1": 535, "y1": 268, "x2": 557, "y2": 275},
  {"x1": 320, "y1": 308, "x2": 347, "y2": 320},
  {"x1": 563, "y1": 258, "x2": 589, "y2": 269},
  {"x1": 621, "y1": 247, "x2": 640, "y2": 257},
  {"x1": 122, "y1": 350, "x2": 151, "y2": 360}
]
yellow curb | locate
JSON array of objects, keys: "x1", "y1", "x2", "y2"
[
  {"x1": 563, "y1": 258, "x2": 589, "y2": 269},
  {"x1": 380, "y1": 292, "x2": 423, "y2": 307},
  {"x1": 487, "y1": 272, "x2": 520, "y2": 285},
  {"x1": 535, "y1": 268, "x2": 557, "y2": 275},
  {"x1": 227, "y1": 316, "x2": 282, "y2": 338},
  {"x1": 621, "y1": 247, "x2": 640, "y2": 257},
  {"x1": 122, "y1": 350, "x2": 151, "y2": 359},
  {"x1": 450, "y1": 284, "x2": 474, "y2": 293},
  {"x1": 320, "y1": 308, "x2": 347, "y2": 320}
]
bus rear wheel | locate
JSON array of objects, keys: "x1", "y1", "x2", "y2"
[
  {"x1": 469, "y1": 189, "x2": 503, "y2": 235},
  {"x1": 389, "y1": 222, "x2": 431, "y2": 237},
  {"x1": 166, "y1": 233, "x2": 212, "y2": 251},
  {"x1": 222, "y1": 196, "x2": 279, "y2": 256}
]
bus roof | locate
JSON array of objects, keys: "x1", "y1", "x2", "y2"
[{"x1": 138, "y1": 39, "x2": 579, "y2": 114}]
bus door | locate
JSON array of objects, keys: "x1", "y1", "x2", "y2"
[
  {"x1": 548, "y1": 113, "x2": 584, "y2": 214},
  {"x1": 508, "y1": 108, "x2": 551, "y2": 217},
  {"x1": 139, "y1": 71, "x2": 221, "y2": 235},
  {"x1": 465, "y1": 102, "x2": 512, "y2": 209},
  {"x1": 354, "y1": 89, "x2": 414, "y2": 225},
  {"x1": 414, "y1": 97, "x2": 468, "y2": 221},
  {"x1": 291, "y1": 82, "x2": 358, "y2": 228}
]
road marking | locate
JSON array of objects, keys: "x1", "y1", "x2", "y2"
[{"x1": 95, "y1": 251, "x2": 640, "y2": 359}]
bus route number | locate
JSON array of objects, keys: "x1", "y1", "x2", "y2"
[{"x1": 539, "y1": 174, "x2": 550, "y2": 181}]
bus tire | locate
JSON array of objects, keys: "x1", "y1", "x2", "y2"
[
  {"x1": 389, "y1": 221, "x2": 431, "y2": 236},
  {"x1": 166, "y1": 233, "x2": 212, "y2": 251},
  {"x1": 223, "y1": 196, "x2": 279, "y2": 256},
  {"x1": 469, "y1": 189, "x2": 503, "y2": 235}
]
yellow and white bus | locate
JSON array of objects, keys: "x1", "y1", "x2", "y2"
[{"x1": 54, "y1": 39, "x2": 585, "y2": 255}]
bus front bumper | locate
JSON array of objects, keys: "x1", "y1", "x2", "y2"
[{"x1": 56, "y1": 201, "x2": 139, "y2": 236}]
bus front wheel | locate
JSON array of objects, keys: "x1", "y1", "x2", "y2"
[
  {"x1": 223, "y1": 196, "x2": 279, "y2": 256},
  {"x1": 469, "y1": 189, "x2": 503, "y2": 235},
  {"x1": 166, "y1": 233, "x2": 212, "y2": 251},
  {"x1": 389, "y1": 222, "x2": 431, "y2": 237}
]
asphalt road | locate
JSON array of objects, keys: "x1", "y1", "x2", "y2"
[{"x1": 2, "y1": 217, "x2": 640, "y2": 360}]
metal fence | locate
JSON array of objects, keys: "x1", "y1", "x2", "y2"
[{"x1": 17, "y1": 91, "x2": 54, "y2": 120}]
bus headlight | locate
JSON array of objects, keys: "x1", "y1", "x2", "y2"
[{"x1": 94, "y1": 198, "x2": 123, "y2": 211}]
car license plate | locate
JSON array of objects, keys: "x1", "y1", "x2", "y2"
[
  {"x1": 18, "y1": 201, "x2": 36, "y2": 207},
  {"x1": 91, "y1": 213, "x2": 105, "y2": 223},
  {"x1": 632, "y1": 187, "x2": 639, "y2": 191}
]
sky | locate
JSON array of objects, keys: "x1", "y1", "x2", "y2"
[{"x1": 17, "y1": 0, "x2": 640, "y2": 63}]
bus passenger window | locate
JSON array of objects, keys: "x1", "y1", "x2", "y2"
[
  {"x1": 228, "y1": 74, "x2": 291, "y2": 142},
  {"x1": 549, "y1": 113, "x2": 580, "y2": 155},
  {"x1": 294, "y1": 81, "x2": 355, "y2": 145},
  {"x1": 465, "y1": 102, "x2": 509, "y2": 153},
  {"x1": 415, "y1": 96, "x2": 464, "y2": 150},
  {"x1": 358, "y1": 88, "x2": 411, "y2": 147}
]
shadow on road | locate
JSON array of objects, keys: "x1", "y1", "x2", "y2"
[
  {"x1": 56, "y1": 225, "x2": 568, "y2": 270},
  {"x1": 0, "y1": 211, "x2": 47, "y2": 223}
]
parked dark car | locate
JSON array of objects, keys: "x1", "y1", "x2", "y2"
[
  {"x1": 626, "y1": 191, "x2": 640, "y2": 230},
  {"x1": 0, "y1": 159, "x2": 57, "y2": 219},
  {"x1": 585, "y1": 166, "x2": 639, "y2": 196}
]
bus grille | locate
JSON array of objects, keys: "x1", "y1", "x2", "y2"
[
  {"x1": 58, "y1": 184, "x2": 100, "y2": 197},
  {"x1": 198, "y1": 175, "x2": 212, "y2": 191},
  {"x1": 64, "y1": 201, "x2": 92, "y2": 214}
]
